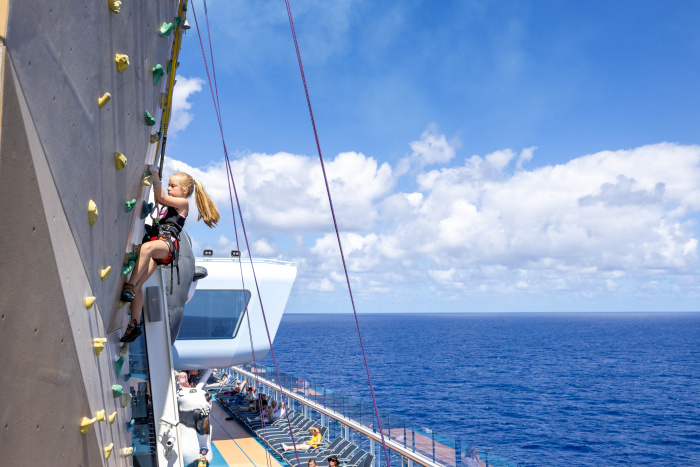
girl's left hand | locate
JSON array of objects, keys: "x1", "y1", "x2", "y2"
[{"x1": 148, "y1": 165, "x2": 159, "y2": 175}]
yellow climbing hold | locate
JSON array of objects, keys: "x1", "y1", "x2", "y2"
[
  {"x1": 98, "y1": 92, "x2": 111, "y2": 109},
  {"x1": 84, "y1": 296, "x2": 96, "y2": 309},
  {"x1": 121, "y1": 392, "x2": 132, "y2": 408},
  {"x1": 119, "y1": 342, "x2": 129, "y2": 357},
  {"x1": 115, "y1": 53, "x2": 130, "y2": 72},
  {"x1": 159, "y1": 92, "x2": 168, "y2": 109},
  {"x1": 80, "y1": 416, "x2": 97, "y2": 434},
  {"x1": 93, "y1": 338, "x2": 107, "y2": 356},
  {"x1": 142, "y1": 173, "x2": 153, "y2": 186},
  {"x1": 150, "y1": 133, "x2": 159, "y2": 144},
  {"x1": 108, "y1": 411, "x2": 117, "y2": 424},
  {"x1": 88, "y1": 200, "x2": 98, "y2": 226},
  {"x1": 95, "y1": 410, "x2": 105, "y2": 422},
  {"x1": 104, "y1": 443, "x2": 114, "y2": 459},
  {"x1": 115, "y1": 152, "x2": 127, "y2": 170},
  {"x1": 108, "y1": 0, "x2": 121, "y2": 13},
  {"x1": 121, "y1": 447, "x2": 134, "y2": 457},
  {"x1": 100, "y1": 266, "x2": 111, "y2": 280}
]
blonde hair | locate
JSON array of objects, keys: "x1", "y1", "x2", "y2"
[{"x1": 170, "y1": 172, "x2": 221, "y2": 228}]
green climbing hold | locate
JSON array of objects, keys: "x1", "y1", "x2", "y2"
[
  {"x1": 174, "y1": 16, "x2": 182, "y2": 27},
  {"x1": 144, "y1": 111, "x2": 156, "y2": 126},
  {"x1": 121, "y1": 260, "x2": 135, "y2": 277},
  {"x1": 124, "y1": 372, "x2": 132, "y2": 381},
  {"x1": 125, "y1": 199, "x2": 136, "y2": 212},
  {"x1": 112, "y1": 384, "x2": 124, "y2": 398},
  {"x1": 128, "y1": 252, "x2": 139, "y2": 262},
  {"x1": 115, "y1": 357, "x2": 125, "y2": 377},
  {"x1": 152, "y1": 64, "x2": 164, "y2": 86},
  {"x1": 159, "y1": 22, "x2": 173, "y2": 37}
]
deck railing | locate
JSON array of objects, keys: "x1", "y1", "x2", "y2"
[{"x1": 218, "y1": 364, "x2": 520, "y2": 467}]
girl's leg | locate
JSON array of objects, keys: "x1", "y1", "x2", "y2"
[
  {"x1": 129, "y1": 258, "x2": 159, "y2": 324},
  {"x1": 127, "y1": 240, "x2": 170, "y2": 289}
]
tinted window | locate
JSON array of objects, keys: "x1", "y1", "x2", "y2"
[{"x1": 178, "y1": 290, "x2": 251, "y2": 339}]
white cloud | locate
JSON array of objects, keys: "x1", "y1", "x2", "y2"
[
  {"x1": 165, "y1": 127, "x2": 700, "y2": 304},
  {"x1": 170, "y1": 76, "x2": 204, "y2": 135}
]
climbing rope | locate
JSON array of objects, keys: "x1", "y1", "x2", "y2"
[
  {"x1": 190, "y1": 3, "x2": 295, "y2": 467},
  {"x1": 156, "y1": 0, "x2": 187, "y2": 178},
  {"x1": 282, "y1": 1, "x2": 392, "y2": 465}
]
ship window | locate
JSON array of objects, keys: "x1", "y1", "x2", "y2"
[{"x1": 178, "y1": 289, "x2": 251, "y2": 339}]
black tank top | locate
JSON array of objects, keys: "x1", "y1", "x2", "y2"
[{"x1": 160, "y1": 206, "x2": 186, "y2": 234}]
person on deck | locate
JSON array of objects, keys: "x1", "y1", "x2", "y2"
[{"x1": 281, "y1": 426, "x2": 323, "y2": 452}]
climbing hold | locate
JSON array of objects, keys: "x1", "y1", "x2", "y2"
[
  {"x1": 150, "y1": 133, "x2": 159, "y2": 144},
  {"x1": 144, "y1": 111, "x2": 156, "y2": 126},
  {"x1": 115, "y1": 53, "x2": 129, "y2": 72},
  {"x1": 126, "y1": 419, "x2": 135, "y2": 432},
  {"x1": 124, "y1": 199, "x2": 136, "y2": 212},
  {"x1": 141, "y1": 201, "x2": 154, "y2": 220},
  {"x1": 159, "y1": 22, "x2": 173, "y2": 37},
  {"x1": 104, "y1": 443, "x2": 114, "y2": 459},
  {"x1": 109, "y1": 411, "x2": 117, "y2": 424},
  {"x1": 152, "y1": 64, "x2": 165, "y2": 86},
  {"x1": 93, "y1": 338, "x2": 107, "y2": 356},
  {"x1": 121, "y1": 392, "x2": 132, "y2": 408},
  {"x1": 115, "y1": 152, "x2": 127, "y2": 170},
  {"x1": 84, "y1": 296, "x2": 96, "y2": 309},
  {"x1": 88, "y1": 200, "x2": 98, "y2": 226},
  {"x1": 80, "y1": 416, "x2": 97, "y2": 434},
  {"x1": 123, "y1": 372, "x2": 132, "y2": 381},
  {"x1": 121, "y1": 447, "x2": 134, "y2": 457},
  {"x1": 142, "y1": 173, "x2": 153, "y2": 186},
  {"x1": 119, "y1": 342, "x2": 129, "y2": 357},
  {"x1": 100, "y1": 266, "x2": 111, "y2": 280},
  {"x1": 107, "y1": 0, "x2": 121, "y2": 14},
  {"x1": 159, "y1": 93, "x2": 168, "y2": 109},
  {"x1": 121, "y1": 260, "x2": 134, "y2": 277},
  {"x1": 98, "y1": 92, "x2": 111, "y2": 109},
  {"x1": 174, "y1": 16, "x2": 183, "y2": 27},
  {"x1": 111, "y1": 384, "x2": 123, "y2": 398},
  {"x1": 118, "y1": 300, "x2": 128, "y2": 309},
  {"x1": 128, "y1": 252, "x2": 139, "y2": 262},
  {"x1": 115, "y1": 356, "x2": 125, "y2": 377},
  {"x1": 95, "y1": 410, "x2": 105, "y2": 422}
]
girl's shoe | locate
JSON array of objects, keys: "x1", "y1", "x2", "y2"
[
  {"x1": 121, "y1": 283, "x2": 136, "y2": 302},
  {"x1": 120, "y1": 320, "x2": 142, "y2": 343}
]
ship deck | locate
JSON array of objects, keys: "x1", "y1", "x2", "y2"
[{"x1": 209, "y1": 400, "x2": 285, "y2": 467}]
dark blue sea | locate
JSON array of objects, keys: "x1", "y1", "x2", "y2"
[{"x1": 261, "y1": 313, "x2": 700, "y2": 467}]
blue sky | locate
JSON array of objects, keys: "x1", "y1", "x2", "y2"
[{"x1": 165, "y1": 0, "x2": 700, "y2": 312}]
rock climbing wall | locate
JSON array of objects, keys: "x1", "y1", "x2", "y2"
[
  {"x1": 5, "y1": 0, "x2": 179, "y2": 329},
  {"x1": 0, "y1": 0, "x2": 184, "y2": 464}
]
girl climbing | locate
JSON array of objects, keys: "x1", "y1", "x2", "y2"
[{"x1": 120, "y1": 165, "x2": 220, "y2": 342}]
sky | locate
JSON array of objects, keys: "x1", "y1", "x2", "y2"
[{"x1": 164, "y1": 0, "x2": 700, "y2": 313}]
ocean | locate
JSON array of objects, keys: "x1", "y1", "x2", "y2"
[{"x1": 260, "y1": 312, "x2": 700, "y2": 467}]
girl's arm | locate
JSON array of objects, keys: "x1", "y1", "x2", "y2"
[{"x1": 148, "y1": 166, "x2": 188, "y2": 211}]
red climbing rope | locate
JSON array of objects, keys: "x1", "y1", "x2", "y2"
[
  {"x1": 190, "y1": 3, "x2": 303, "y2": 467},
  {"x1": 282, "y1": 1, "x2": 392, "y2": 465}
]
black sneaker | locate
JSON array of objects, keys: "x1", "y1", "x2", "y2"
[{"x1": 120, "y1": 321, "x2": 142, "y2": 343}]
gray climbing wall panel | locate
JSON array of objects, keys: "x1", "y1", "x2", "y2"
[{"x1": 5, "y1": 0, "x2": 179, "y2": 327}]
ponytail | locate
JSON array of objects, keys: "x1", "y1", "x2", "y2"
[{"x1": 194, "y1": 180, "x2": 220, "y2": 228}]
